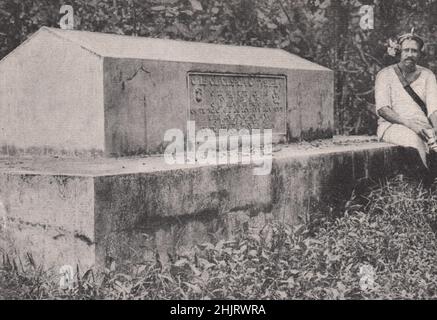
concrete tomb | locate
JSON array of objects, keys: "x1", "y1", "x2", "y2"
[
  {"x1": 0, "y1": 27, "x2": 333, "y2": 157},
  {"x1": 0, "y1": 27, "x2": 414, "y2": 270}
]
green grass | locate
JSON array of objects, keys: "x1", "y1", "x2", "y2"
[{"x1": 1, "y1": 175, "x2": 437, "y2": 299}]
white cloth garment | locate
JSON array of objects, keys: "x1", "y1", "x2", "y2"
[
  {"x1": 375, "y1": 65, "x2": 437, "y2": 166},
  {"x1": 381, "y1": 124, "x2": 427, "y2": 166}
]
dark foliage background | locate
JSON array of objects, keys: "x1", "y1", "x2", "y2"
[{"x1": 2, "y1": 0, "x2": 437, "y2": 135}]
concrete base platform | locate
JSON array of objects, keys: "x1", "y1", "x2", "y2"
[{"x1": 0, "y1": 138, "x2": 419, "y2": 270}]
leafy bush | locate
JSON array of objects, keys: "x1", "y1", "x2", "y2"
[{"x1": 1, "y1": 175, "x2": 437, "y2": 300}]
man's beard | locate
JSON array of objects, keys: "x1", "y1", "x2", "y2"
[{"x1": 401, "y1": 58, "x2": 417, "y2": 72}]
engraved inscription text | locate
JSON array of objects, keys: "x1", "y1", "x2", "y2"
[{"x1": 188, "y1": 73, "x2": 286, "y2": 134}]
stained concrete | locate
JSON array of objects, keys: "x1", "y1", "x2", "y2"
[
  {"x1": 0, "y1": 139, "x2": 418, "y2": 270},
  {"x1": 0, "y1": 27, "x2": 333, "y2": 157}
]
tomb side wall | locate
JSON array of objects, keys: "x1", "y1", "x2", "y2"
[
  {"x1": 103, "y1": 57, "x2": 334, "y2": 156},
  {"x1": 0, "y1": 30, "x2": 106, "y2": 157},
  {"x1": 92, "y1": 143, "x2": 411, "y2": 267},
  {"x1": 287, "y1": 70, "x2": 334, "y2": 141},
  {"x1": 0, "y1": 173, "x2": 96, "y2": 270}
]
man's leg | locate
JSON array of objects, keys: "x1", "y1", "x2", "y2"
[
  {"x1": 382, "y1": 124, "x2": 428, "y2": 166},
  {"x1": 381, "y1": 124, "x2": 432, "y2": 184},
  {"x1": 427, "y1": 150, "x2": 437, "y2": 183}
]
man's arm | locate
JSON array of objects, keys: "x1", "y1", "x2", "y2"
[
  {"x1": 378, "y1": 106, "x2": 431, "y2": 138},
  {"x1": 429, "y1": 111, "x2": 437, "y2": 131},
  {"x1": 426, "y1": 73, "x2": 437, "y2": 132},
  {"x1": 377, "y1": 106, "x2": 407, "y2": 126}
]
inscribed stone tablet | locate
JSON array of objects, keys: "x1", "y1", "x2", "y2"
[{"x1": 188, "y1": 73, "x2": 287, "y2": 134}]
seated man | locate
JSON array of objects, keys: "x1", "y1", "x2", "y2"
[{"x1": 375, "y1": 30, "x2": 437, "y2": 178}]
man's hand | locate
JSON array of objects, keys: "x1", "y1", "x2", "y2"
[
  {"x1": 403, "y1": 118, "x2": 433, "y2": 138},
  {"x1": 378, "y1": 107, "x2": 432, "y2": 139}
]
